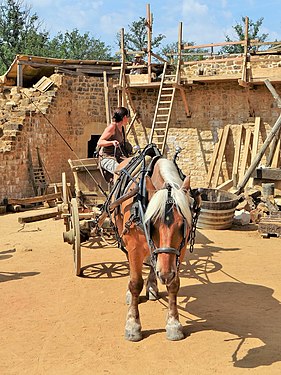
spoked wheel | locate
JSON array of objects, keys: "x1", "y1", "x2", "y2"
[
  {"x1": 62, "y1": 172, "x2": 71, "y2": 231},
  {"x1": 70, "y1": 198, "x2": 81, "y2": 276},
  {"x1": 100, "y1": 226, "x2": 118, "y2": 246}
]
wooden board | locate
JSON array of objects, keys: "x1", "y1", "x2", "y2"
[
  {"x1": 18, "y1": 208, "x2": 59, "y2": 223},
  {"x1": 206, "y1": 128, "x2": 223, "y2": 187},
  {"x1": 249, "y1": 117, "x2": 261, "y2": 187},
  {"x1": 9, "y1": 193, "x2": 61, "y2": 205},
  {"x1": 212, "y1": 125, "x2": 230, "y2": 188},
  {"x1": 232, "y1": 125, "x2": 243, "y2": 186},
  {"x1": 239, "y1": 128, "x2": 252, "y2": 184}
]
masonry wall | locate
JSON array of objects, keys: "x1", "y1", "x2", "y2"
[
  {"x1": 0, "y1": 68, "x2": 280, "y2": 202},
  {"x1": 129, "y1": 81, "x2": 281, "y2": 187},
  {"x1": 0, "y1": 74, "x2": 117, "y2": 201}
]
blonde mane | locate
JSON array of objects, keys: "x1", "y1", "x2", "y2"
[{"x1": 144, "y1": 159, "x2": 192, "y2": 226}]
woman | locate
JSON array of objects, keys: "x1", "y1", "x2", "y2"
[{"x1": 97, "y1": 107, "x2": 131, "y2": 175}]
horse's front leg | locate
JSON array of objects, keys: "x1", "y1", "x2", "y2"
[
  {"x1": 166, "y1": 275, "x2": 184, "y2": 341},
  {"x1": 125, "y1": 265, "x2": 144, "y2": 342}
]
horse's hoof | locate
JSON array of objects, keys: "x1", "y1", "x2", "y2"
[
  {"x1": 146, "y1": 286, "x2": 159, "y2": 301},
  {"x1": 166, "y1": 322, "x2": 184, "y2": 341},
  {"x1": 125, "y1": 323, "x2": 142, "y2": 342}
]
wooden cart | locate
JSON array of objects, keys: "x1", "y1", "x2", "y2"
[{"x1": 62, "y1": 158, "x2": 116, "y2": 276}]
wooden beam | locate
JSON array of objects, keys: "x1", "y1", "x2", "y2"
[
  {"x1": 9, "y1": 193, "x2": 61, "y2": 205},
  {"x1": 249, "y1": 117, "x2": 261, "y2": 187},
  {"x1": 271, "y1": 138, "x2": 281, "y2": 168},
  {"x1": 183, "y1": 40, "x2": 246, "y2": 50},
  {"x1": 103, "y1": 71, "x2": 111, "y2": 124},
  {"x1": 251, "y1": 167, "x2": 281, "y2": 180},
  {"x1": 17, "y1": 61, "x2": 23, "y2": 87},
  {"x1": 179, "y1": 87, "x2": 191, "y2": 117},
  {"x1": 213, "y1": 125, "x2": 230, "y2": 187},
  {"x1": 239, "y1": 127, "x2": 252, "y2": 184},
  {"x1": 206, "y1": 128, "x2": 224, "y2": 187},
  {"x1": 146, "y1": 4, "x2": 152, "y2": 83},
  {"x1": 217, "y1": 179, "x2": 233, "y2": 191},
  {"x1": 18, "y1": 208, "x2": 59, "y2": 224},
  {"x1": 232, "y1": 125, "x2": 243, "y2": 187}
]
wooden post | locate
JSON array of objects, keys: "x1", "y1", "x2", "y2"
[
  {"x1": 146, "y1": 4, "x2": 152, "y2": 83},
  {"x1": 264, "y1": 79, "x2": 281, "y2": 166},
  {"x1": 118, "y1": 28, "x2": 125, "y2": 106},
  {"x1": 176, "y1": 22, "x2": 183, "y2": 85},
  {"x1": 17, "y1": 61, "x2": 23, "y2": 87},
  {"x1": 239, "y1": 16, "x2": 249, "y2": 86},
  {"x1": 232, "y1": 125, "x2": 243, "y2": 188},
  {"x1": 103, "y1": 71, "x2": 111, "y2": 124}
]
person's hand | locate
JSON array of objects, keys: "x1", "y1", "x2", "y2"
[{"x1": 112, "y1": 140, "x2": 119, "y2": 147}]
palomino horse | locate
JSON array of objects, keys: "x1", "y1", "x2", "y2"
[{"x1": 114, "y1": 157, "x2": 192, "y2": 341}]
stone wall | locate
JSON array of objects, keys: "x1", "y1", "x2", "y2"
[
  {"x1": 181, "y1": 54, "x2": 281, "y2": 80},
  {"x1": 0, "y1": 74, "x2": 117, "y2": 201},
  {"x1": 0, "y1": 59, "x2": 281, "y2": 202},
  {"x1": 129, "y1": 81, "x2": 281, "y2": 186}
]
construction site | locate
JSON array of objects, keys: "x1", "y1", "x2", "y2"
[{"x1": 1, "y1": 3, "x2": 281, "y2": 374}]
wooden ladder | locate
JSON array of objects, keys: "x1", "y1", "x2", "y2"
[{"x1": 149, "y1": 62, "x2": 176, "y2": 154}]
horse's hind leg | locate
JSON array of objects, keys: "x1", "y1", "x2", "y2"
[
  {"x1": 146, "y1": 266, "x2": 159, "y2": 300},
  {"x1": 125, "y1": 268, "x2": 143, "y2": 342},
  {"x1": 165, "y1": 275, "x2": 184, "y2": 341}
]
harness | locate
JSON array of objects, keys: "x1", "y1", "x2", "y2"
[
  {"x1": 96, "y1": 143, "x2": 201, "y2": 265},
  {"x1": 141, "y1": 184, "x2": 189, "y2": 270}
]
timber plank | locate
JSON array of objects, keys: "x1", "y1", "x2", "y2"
[
  {"x1": 212, "y1": 125, "x2": 230, "y2": 188},
  {"x1": 18, "y1": 208, "x2": 59, "y2": 223},
  {"x1": 9, "y1": 193, "x2": 61, "y2": 205},
  {"x1": 206, "y1": 128, "x2": 224, "y2": 187}
]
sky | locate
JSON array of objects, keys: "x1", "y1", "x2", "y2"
[{"x1": 27, "y1": 0, "x2": 281, "y2": 52}]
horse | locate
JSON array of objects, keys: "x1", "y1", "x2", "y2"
[{"x1": 113, "y1": 156, "x2": 193, "y2": 341}]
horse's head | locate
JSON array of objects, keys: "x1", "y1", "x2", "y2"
[{"x1": 144, "y1": 163, "x2": 192, "y2": 286}]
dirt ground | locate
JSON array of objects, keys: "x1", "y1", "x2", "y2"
[{"x1": 1, "y1": 208, "x2": 281, "y2": 375}]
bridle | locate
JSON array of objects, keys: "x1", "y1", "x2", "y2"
[{"x1": 142, "y1": 184, "x2": 188, "y2": 270}]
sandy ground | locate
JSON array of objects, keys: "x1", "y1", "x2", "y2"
[{"x1": 1, "y1": 208, "x2": 281, "y2": 375}]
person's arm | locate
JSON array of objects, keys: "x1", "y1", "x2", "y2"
[{"x1": 97, "y1": 124, "x2": 119, "y2": 148}]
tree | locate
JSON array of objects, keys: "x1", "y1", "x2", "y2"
[
  {"x1": 47, "y1": 29, "x2": 112, "y2": 60},
  {"x1": 0, "y1": 0, "x2": 113, "y2": 75},
  {"x1": 116, "y1": 17, "x2": 166, "y2": 60},
  {"x1": 0, "y1": 0, "x2": 49, "y2": 74},
  {"x1": 220, "y1": 17, "x2": 269, "y2": 54}
]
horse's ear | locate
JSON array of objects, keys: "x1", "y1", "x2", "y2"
[
  {"x1": 145, "y1": 175, "x2": 156, "y2": 199},
  {"x1": 181, "y1": 175, "x2": 190, "y2": 193}
]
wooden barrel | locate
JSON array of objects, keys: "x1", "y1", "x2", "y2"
[{"x1": 197, "y1": 188, "x2": 239, "y2": 230}]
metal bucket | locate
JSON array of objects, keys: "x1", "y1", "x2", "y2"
[{"x1": 197, "y1": 188, "x2": 239, "y2": 230}]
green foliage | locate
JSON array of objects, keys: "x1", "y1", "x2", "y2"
[
  {"x1": 220, "y1": 17, "x2": 269, "y2": 54},
  {"x1": 116, "y1": 17, "x2": 166, "y2": 60},
  {"x1": 0, "y1": 0, "x2": 113, "y2": 75},
  {"x1": 47, "y1": 29, "x2": 112, "y2": 60},
  {"x1": 0, "y1": 0, "x2": 49, "y2": 73}
]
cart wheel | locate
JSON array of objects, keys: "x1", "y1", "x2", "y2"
[
  {"x1": 70, "y1": 198, "x2": 81, "y2": 276},
  {"x1": 62, "y1": 172, "x2": 71, "y2": 231},
  {"x1": 100, "y1": 227, "x2": 118, "y2": 246}
]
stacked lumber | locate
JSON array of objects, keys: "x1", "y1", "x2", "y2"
[{"x1": 207, "y1": 117, "x2": 281, "y2": 191}]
